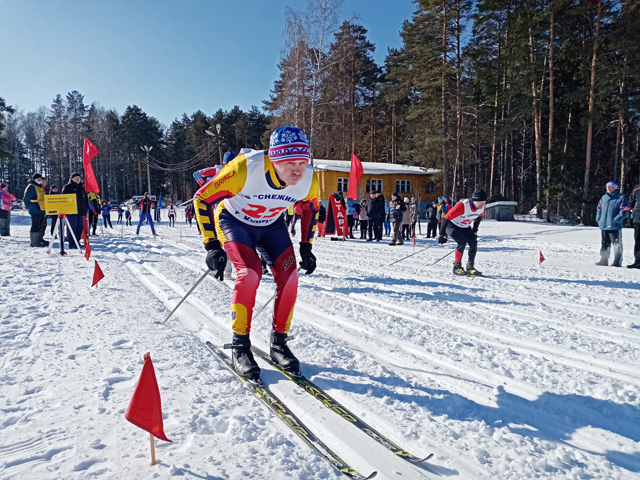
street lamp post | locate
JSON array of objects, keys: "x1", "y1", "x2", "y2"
[
  {"x1": 206, "y1": 124, "x2": 223, "y2": 166},
  {"x1": 140, "y1": 146, "x2": 153, "y2": 193}
]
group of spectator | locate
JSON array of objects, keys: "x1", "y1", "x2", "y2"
[{"x1": 18, "y1": 172, "x2": 137, "y2": 248}]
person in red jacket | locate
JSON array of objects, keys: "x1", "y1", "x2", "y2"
[
  {"x1": 136, "y1": 192, "x2": 156, "y2": 237},
  {"x1": 439, "y1": 189, "x2": 487, "y2": 276}
]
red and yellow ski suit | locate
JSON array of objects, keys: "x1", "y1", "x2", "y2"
[{"x1": 194, "y1": 150, "x2": 319, "y2": 336}]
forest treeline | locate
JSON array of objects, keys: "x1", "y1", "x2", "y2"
[{"x1": 1, "y1": 0, "x2": 639, "y2": 222}]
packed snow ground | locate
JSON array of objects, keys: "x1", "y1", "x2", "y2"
[{"x1": 1, "y1": 210, "x2": 639, "y2": 480}]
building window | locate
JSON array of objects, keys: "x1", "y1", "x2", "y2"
[
  {"x1": 396, "y1": 179, "x2": 412, "y2": 193},
  {"x1": 337, "y1": 177, "x2": 349, "y2": 192},
  {"x1": 426, "y1": 181, "x2": 436, "y2": 193},
  {"x1": 366, "y1": 179, "x2": 383, "y2": 193}
]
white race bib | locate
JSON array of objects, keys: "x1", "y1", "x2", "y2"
[{"x1": 223, "y1": 150, "x2": 313, "y2": 226}]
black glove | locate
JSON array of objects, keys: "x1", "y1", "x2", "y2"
[
  {"x1": 205, "y1": 240, "x2": 228, "y2": 280},
  {"x1": 299, "y1": 242, "x2": 316, "y2": 275},
  {"x1": 438, "y1": 235, "x2": 448, "y2": 244}
]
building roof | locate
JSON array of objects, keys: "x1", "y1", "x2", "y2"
[{"x1": 313, "y1": 159, "x2": 438, "y2": 176}]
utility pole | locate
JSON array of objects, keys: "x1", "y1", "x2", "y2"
[
  {"x1": 140, "y1": 146, "x2": 153, "y2": 193},
  {"x1": 206, "y1": 124, "x2": 223, "y2": 166}
]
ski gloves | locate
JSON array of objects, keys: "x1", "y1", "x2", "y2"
[
  {"x1": 205, "y1": 239, "x2": 228, "y2": 280},
  {"x1": 299, "y1": 242, "x2": 316, "y2": 275},
  {"x1": 438, "y1": 235, "x2": 448, "y2": 244}
]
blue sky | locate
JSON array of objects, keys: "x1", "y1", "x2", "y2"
[{"x1": 1, "y1": 0, "x2": 415, "y2": 127}]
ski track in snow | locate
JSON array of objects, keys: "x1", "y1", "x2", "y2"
[{"x1": 1, "y1": 212, "x2": 640, "y2": 479}]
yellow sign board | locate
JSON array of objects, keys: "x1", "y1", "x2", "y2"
[{"x1": 45, "y1": 194, "x2": 78, "y2": 215}]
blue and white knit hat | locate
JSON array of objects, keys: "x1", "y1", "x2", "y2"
[
  {"x1": 606, "y1": 181, "x2": 618, "y2": 189},
  {"x1": 268, "y1": 126, "x2": 310, "y2": 163}
]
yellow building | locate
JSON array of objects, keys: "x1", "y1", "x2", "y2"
[{"x1": 313, "y1": 159, "x2": 441, "y2": 209}]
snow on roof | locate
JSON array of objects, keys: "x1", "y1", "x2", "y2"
[{"x1": 313, "y1": 159, "x2": 438, "y2": 176}]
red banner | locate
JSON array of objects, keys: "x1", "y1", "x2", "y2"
[
  {"x1": 347, "y1": 153, "x2": 363, "y2": 201},
  {"x1": 83, "y1": 137, "x2": 100, "y2": 194},
  {"x1": 327, "y1": 195, "x2": 348, "y2": 237}
]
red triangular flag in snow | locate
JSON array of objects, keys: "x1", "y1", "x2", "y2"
[
  {"x1": 83, "y1": 137, "x2": 100, "y2": 194},
  {"x1": 539, "y1": 251, "x2": 545, "y2": 264},
  {"x1": 125, "y1": 353, "x2": 172, "y2": 442},
  {"x1": 92, "y1": 260, "x2": 104, "y2": 287},
  {"x1": 413, "y1": 232, "x2": 416, "y2": 246},
  {"x1": 347, "y1": 153, "x2": 363, "y2": 201},
  {"x1": 84, "y1": 239, "x2": 91, "y2": 261}
]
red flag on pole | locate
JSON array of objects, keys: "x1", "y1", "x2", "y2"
[
  {"x1": 347, "y1": 153, "x2": 363, "y2": 201},
  {"x1": 92, "y1": 260, "x2": 104, "y2": 287},
  {"x1": 83, "y1": 231, "x2": 91, "y2": 261},
  {"x1": 83, "y1": 137, "x2": 100, "y2": 194},
  {"x1": 125, "y1": 353, "x2": 172, "y2": 442},
  {"x1": 539, "y1": 251, "x2": 545, "y2": 264}
]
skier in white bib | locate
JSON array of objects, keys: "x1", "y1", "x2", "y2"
[
  {"x1": 438, "y1": 189, "x2": 487, "y2": 276},
  {"x1": 193, "y1": 126, "x2": 319, "y2": 382}
]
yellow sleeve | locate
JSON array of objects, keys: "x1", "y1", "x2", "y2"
[{"x1": 193, "y1": 156, "x2": 247, "y2": 245}]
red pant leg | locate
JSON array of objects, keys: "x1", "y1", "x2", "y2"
[
  {"x1": 269, "y1": 245, "x2": 299, "y2": 334},
  {"x1": 223, "y1": 242, "x2": 263, "y2": 335}
]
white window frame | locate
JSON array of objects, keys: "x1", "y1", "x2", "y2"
[
  {"x1": 396, "y1": 179, "x2": 412, "y2": 194},
  {"x1": 366, "y1": 179, "x2": 383, "y2": 193},
  {"x1": 337, "y1": 177, "x2": 349, "y2": 192}
]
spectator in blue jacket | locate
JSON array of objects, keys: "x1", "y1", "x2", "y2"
[
  {"x1": 101, "y1": 201, "x2": 113, "y2": 228},
  {"x1": 595, "y1": 181, "x2": 628, "y2": 267}
]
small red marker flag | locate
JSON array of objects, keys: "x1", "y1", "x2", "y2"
[
  {"x1": 539, "y1": 251, "x2": 545, "y2": 264},
  {"x1": 82, "y1": 231, "x2": 91, "y2": 260},
  {"x1": 125, "y1": 353, "x2": 172, "y2": 443},
  {"x1": 92, "y1": 260, "x2": 104, "y2": 287}
]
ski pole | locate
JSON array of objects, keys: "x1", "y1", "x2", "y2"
[
  {"x1": 427, "y1": 248, "x2": 455, "y2": 267},
  {"x1": 388, "y1": 242, "x2": 440, "y2": 266},
  {"x1": 159, "y1": 269, "x2": 210, "y2": 325}
]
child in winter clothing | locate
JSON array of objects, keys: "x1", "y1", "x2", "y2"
[
  {"x1": 402, "y1": 197, "x2": 412, "y2": 240},
  {"x1": 0, "y1": 183, "x2": 17, "y2": 236},
  {"x1": 388, "y1": 193, "x2": 406, "y2": 246},
  {"x1": 359, "y1": 199, "x2": 368, "y2": 239},
  {"x1": 384, "y1": 200, "x2": 391, "y2": 236},
  {"x1": 101, "y1": 201, "x2": 113, "y2": 228}
]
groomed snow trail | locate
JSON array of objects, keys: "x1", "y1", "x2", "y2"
[{"x1": 1, "y1": 212, "x2": 639, "y2": 479}]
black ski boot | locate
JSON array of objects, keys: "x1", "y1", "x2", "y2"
[
  {"x1": 231, "y1": 335, "x2": 261, "y2": 382},
  {"x1": 453, "y1": 261, "x2": 468, "y2": 276},
  {"x1": 466, "y1": 262, "x2": 483, "y2": 276},
  {"x1": 270, "y1": 331, "x2": 301, "y2": 376}
]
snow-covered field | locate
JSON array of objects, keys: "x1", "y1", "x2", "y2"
[{"x1": 1, "y1": 211, "x2": 639, "y2": 480}]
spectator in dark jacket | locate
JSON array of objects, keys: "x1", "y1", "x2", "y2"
[
  {"x1": 61, "y1": 172, "x2": 89, "y2": 248},
  {"x1": 426, "y1": 202, "x2": 439, "y2": 238},
  {"x1": 595, "y1": 181, "x2": 628, "y2": 267},
  {"x1": 365, "y1": 189, "x2": 385, "y2": 241},
  {"x1": 23, "y1": 173, "x2": 48, "y2": 247},
  {"x1": 628, "y1": 183, "x2": 640, "y2": 268}
]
